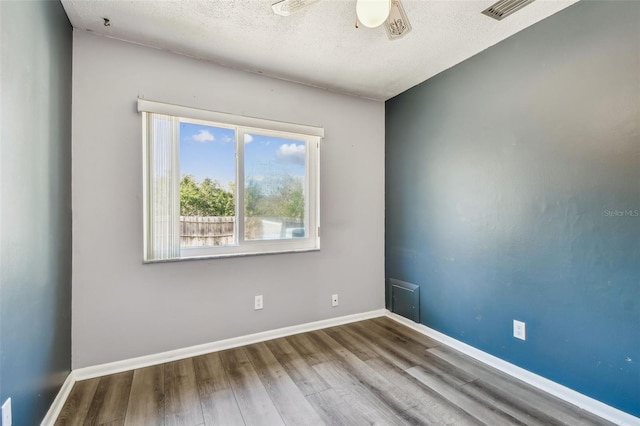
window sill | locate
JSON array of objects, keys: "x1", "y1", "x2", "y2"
[{"x1": 143, "y1": 247, "x2": 321, "y2": 264}]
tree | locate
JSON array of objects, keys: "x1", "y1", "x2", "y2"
[
  {"x1": 180, "y1": 174, "x2": 234, "y2": 216},
  {"x1": 245, "y1": 179, "x2": 264, "y2": 218},
  {"x1": 180, "y1": 173, "x2": 304, "y2": 219},
  {"x1": 244, "y1": 174, "x2": 304, "y2": 219}
]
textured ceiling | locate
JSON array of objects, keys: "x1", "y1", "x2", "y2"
[{"x1": 61, "y1": 0, "x2": 579, "y2": 101}]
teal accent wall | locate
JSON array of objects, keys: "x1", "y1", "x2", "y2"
[
  {"x1": 386, "y1": 0, "x2": 639, "y2": 416},
  {"x1": 0, "y1": 1, "x2": 73, "y2": 424}
]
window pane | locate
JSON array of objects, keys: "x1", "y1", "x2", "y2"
[
  {"x1": 244, "y1": 133, "x2": 307, "y2": 241},
  {"x1": 179, "y1": 122, "x2": 236, "y2": 247}
]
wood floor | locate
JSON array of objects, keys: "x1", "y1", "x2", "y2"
[{"x1": 55, "y1": 317, "x2": 615, "y2": 426}]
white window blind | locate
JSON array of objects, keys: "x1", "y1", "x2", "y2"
[{"x1": 143, "y1": 112, "x2": 181, "y2": 261}]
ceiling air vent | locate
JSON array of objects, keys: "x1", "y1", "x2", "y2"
[{"x1": 482, "y1": 0, "x2": 535, "y2": 20}]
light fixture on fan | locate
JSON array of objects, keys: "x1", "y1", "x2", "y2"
[
  {"x1": 356, "y1": 0, "x2": 391, "y2": 28},
  {"x1": 271, "y1": 0, "x2": 411, "y2": 40}
]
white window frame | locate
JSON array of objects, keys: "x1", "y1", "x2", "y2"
[{"x1": 139, "y1": 99, "x2": 323, "y2": 262}]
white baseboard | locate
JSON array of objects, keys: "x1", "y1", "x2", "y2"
[
  {"x1": 73, "y1": 309, "x2": 386, "y2": 381},
  {"x1": 41, "y1": 371, "x2": 76, "y2": 426},
  {"x1": 42, "y1": 309, "x2": 385, "y2": 424},
  {"x1": 384, "y1": 310, "x2": 640, "y2": 426},
  {"x1": 43, "y1": 308, "x2": 638, "y2": 426}
]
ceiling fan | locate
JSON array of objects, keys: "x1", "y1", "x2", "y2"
[{"x1": 271, "y1": 0, "x2": 412, "y2": 40}]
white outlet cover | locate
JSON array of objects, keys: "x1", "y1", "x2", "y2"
[
  {"x1": 2, "y1": 397, "x2": 11, "y2": 426},
  {"x1": 331, "y1": 294, "x2": 338, "y2": 307},
  {"x1": 513, "y1": 320, "x2": 526, "y2": 340},
  {"x1": 254, "y1": 295, "x2": 263, "y2": 310}
]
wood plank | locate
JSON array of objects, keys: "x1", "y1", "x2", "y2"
[
  {"x1": 407, "y1": 365, "x2": 527, "y2": 425},
  {"x1": 354, "y1": 319, "x2": 438, "y2": 358},
  {"x1": 398, "y1": 405, "x2": 465, "y2": 426},
  {"x1": 98, "y1": 371, "x2": 135, "y2": 424},
  {"x1": 346, "y1": 321, "x2": 423, "y2": 370},
  {"x1": 265, "y1": 337, "x2": 330, "y2": 396},
  {"x1": 307, "y1": 330, "x2": 415, "y2": 413},
  {"x1": 164, "y1": 358, "x2": 204, "y2": 426},
  {"x1": 97, "y1": 420, "x2": 125, "y2": 426},
  {"x1": 322, "y1": 325, "x2": 379, "y2": 362},
  {"x1": 370, "y1": 317, "x2": 441, "y2": 348},
  {"x1": 244, "y1": 342, "x2": 325, "y2": 425},
  {"x1": 83, "y1": 371, "x2": 134, "y2": 426},
  {"x1": 285, "y1": 332, "x2": 332, "y2": 366},
  {"x1": 219, "y1": 347, "x2": 285, "y2": 425},
  {"x1": 365, "y1": 356, "x2": 482, "y2": 426},
  {"x1": 192, "y1": 352, "x2": 245, "y2": 426},
  {"x1": 124, "y1": 365, "x2": 164, "y2": 426},
  {"x1": 83, "y1": 377, "x2": 109, "y2": 425},
  {"x1": 313, "y1": 361, "x2": 409, "y2": 425},
  {"x1": 460, "y1": 379, "x2": 564, "y2": 426},
  {"x1": 54, "y1": 378, "x2": 100, "y2": 426},
  {"x1": 351, "y1": 320, "x2": 477, "y2": 387},
  {"x1": 428, "y1": 346, "x2": 618, "y2": 426},
  {"x1": 305, "y1": 388, "x2": 371, "y2": 426}
]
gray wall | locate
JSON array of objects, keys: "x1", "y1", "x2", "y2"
[
  {"x1": 386, "y1": 0, "x2": 639, "y2": 416},
  {"x1": 72, "y1": 32, "x2": 385, "y2": 368},
  {"x1": 0, "y1": 1, "x2": 73, "y2": 424}
]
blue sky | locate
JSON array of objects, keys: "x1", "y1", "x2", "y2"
[{"x1": 180, "y1": 122, "x2": 306, "y2": 189}]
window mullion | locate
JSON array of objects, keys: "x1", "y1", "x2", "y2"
[
  {"x1": 172, "y1": 117, "x2": 181, "y2": 255},
  {"x1": 236, "y1": 127, "x2": 246, "y2": 245}
]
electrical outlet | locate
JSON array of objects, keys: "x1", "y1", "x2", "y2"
[
  {"x1": 513, "y1": 320, "x2": 526, "y2": 340},
  {"x1": 331, "y1": 294, "x2": 339, "y2": 307},
  {"x1": 254, "y1": 295, "x2": 263, "y2": 310},
  {"x1": 2, "y1": 398, "x2": 12, "y2": 426}
]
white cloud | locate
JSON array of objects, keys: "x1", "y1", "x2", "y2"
[
  {"x1": 192, "y1": 130, "x2": 214, "y2": 143},
  {"x1": 277, "y1": 143, "x2": 306, "y2": 165},
  {"x1": 244, "y1": 134, "x2": 254, "y2": 143}
]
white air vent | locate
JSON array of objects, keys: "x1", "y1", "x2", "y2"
[{"x1": 482, "y1": 0, "x2": 535, "y2": 20}]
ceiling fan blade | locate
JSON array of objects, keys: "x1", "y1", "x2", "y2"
[
  {"x1": 384, "y1": 0, "x2": 412, "y2": 40},
  {"x1": 272, "y1": 0, "x2": 319, "y2": 16}
]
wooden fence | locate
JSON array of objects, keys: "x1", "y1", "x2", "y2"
[
  {"x1": 180, "y1": 216, "x2": 234, "y2": 247},
  {"x1": 180, "y1": 216, "x2": 305, "y2": 247}
]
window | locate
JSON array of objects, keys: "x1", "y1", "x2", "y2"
[{"x1": 139, "y1": 99, "x2": 322, "y2": 262}]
